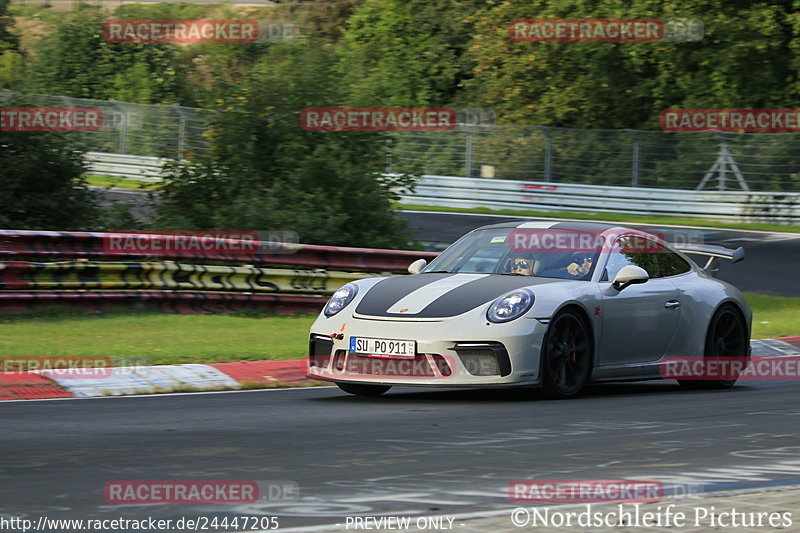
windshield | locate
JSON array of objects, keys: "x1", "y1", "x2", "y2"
[{"x1": 422, "y1": 228, "x2": 603, "y2": 280}]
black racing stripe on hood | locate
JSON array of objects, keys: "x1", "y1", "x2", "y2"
[
  {"x1": 357, "y1": 274, "x2": 566, "y2": 318},
  {"x1": 355, "y1": 273, "x2": 455, "y2": 316},
  {"x1": 415, "y1": 276, "x2": 561, "y2": 318}
]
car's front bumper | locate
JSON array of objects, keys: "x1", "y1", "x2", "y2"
[{"x1": 307, "y1": 308, "x2": 548, "y2": 387}]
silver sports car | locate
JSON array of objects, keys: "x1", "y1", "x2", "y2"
[{"x1": 307, "y1": 221, "x2": 751, "y2": 398}]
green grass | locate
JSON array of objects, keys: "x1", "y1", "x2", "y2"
[
  {"x1": 0, "y1": 294, "x2": 796, "y2": 366},
  {"x1": 85, "y1": 175, "x2": 159, "y2": 191},
  {"x1": 397, "y1": 204, "x2": 800, "y2": 234},
  {"x1": 745, "y1": 293, "x2": 800, "y2": 340},
  {"x1": 0, "y1": 307, "x2": 315, "y2": 365}
]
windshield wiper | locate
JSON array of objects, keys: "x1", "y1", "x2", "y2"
[{"x1": 422, "y1": 270, "x2": 451, "y2": 273}]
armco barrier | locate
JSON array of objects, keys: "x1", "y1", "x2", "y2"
[
  {"x1": 83, "y1": 151, "x2": 800, "y2": 223},
  {"x1": 0, "y1": 231, "x2": 437, "y2": 314},
  {"x1": 86, "y1": 152, "x2": 167, "y2": 182},
  {"x1": 0, "y1": 291, "x2": 329, "y2": 314},
  {"x1": 397, "y1": 175, "x2": 800, "y2": 223},
  {"x1": 0, "y1": 230, "x2": 438, "y2": 272},
  {"x1": 0, "y1": 261, "x2": 377, "y2": 294}
]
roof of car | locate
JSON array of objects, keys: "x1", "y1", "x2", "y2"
[{"x1": 475, "y1": 220, "x2": 624, "y2": 233}]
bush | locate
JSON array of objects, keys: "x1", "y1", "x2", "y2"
[{"x1": 0, "y1": 131, "x2": 100, "y2": 229}]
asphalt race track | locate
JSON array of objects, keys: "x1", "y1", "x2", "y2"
[
  {"x1": 9, "y1": 203, "x2": 797, "y2": 530},
  {"x1": 4, "y1": 383, "x2": 800, "y2": 530},
  {"x1": 398, "y1": 210, "x2": 800, "y2": 297}
]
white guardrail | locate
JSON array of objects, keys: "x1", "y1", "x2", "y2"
[
  {"x1": 86, "y1": 152, "x2": 168, "y2": 182},
  {"x1": 85, "y1": 152, "x2": 800, "y2": 223}
]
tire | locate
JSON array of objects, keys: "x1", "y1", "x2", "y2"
[
  {"x1": 679, "y1": 304, "x2": 748, "y2": 390},
  {"x1": 337, "y1": 383, "x2": 392, "y2": 397},
  {"x1": 540, "y1": 309, "x2": 593, "y2": 399}
]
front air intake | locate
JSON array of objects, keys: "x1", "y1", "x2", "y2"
[
  {"x1": 309, "y1": 335, "x2": 334, "y2": 368},
  {"x1": 453, "y1": 342, "x2": 511, "y2": 377}
]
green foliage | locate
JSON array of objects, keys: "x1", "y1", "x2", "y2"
[
  {"x1": 0, "y1": 131, "x2": 100, "y2": 229},
  {"x1": 0, "y1": 46, "x2": 22, "y2": 88},
  {"x1": 111, "y1": 61, "x2": 154, "y2": 103},
  {"x1": 25, "y1": 6, "x2": 187, "y2": 104},
  {"x1": 155, "y1": 38, "x2": 416, "y2": 248},
  {"x1": 336, "y1": 0, "x2": 483, "y2": 106},
  {"x1": 466, "y1": 0, "x2": 799, "y2": 128},
  {"x1": 0, "y1": 0, "x2": 18, "y2": 50}
]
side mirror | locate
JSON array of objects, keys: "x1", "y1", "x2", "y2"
[
  {"x1": 612, "y1": 265, "x2": 649, "y2": 291},
  {"x1": 407, "y1": 259, "x2": 427, "y2": 275}
]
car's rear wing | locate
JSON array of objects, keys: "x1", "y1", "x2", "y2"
[{"x1": 676, "y1": 244, "x2": 745, "y2": 276}]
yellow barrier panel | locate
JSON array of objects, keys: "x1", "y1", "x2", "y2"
[{"x1": 9, "y1": 261, "x2": 381, "y2": 294}]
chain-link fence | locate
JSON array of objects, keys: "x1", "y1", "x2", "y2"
[
  {"x1": 388, "y1": 125, "x2": 800, "y2": 192},
  {"x1": 0, "y1": 89, "x2": 214, "y2": 159},
  {"x1": 4, "y1": 90, "x2": 800, "y2": 192}
]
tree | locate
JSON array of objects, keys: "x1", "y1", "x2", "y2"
[
  {"x1": 335, "y1": 0, "x2": 485, "y2": 106},
  {"x1": 466, "y1": 0, "x2": 798, "y2": 128},
  {"x1": 0, "y1": 0, "x2": 18, "y2": 51},
  {"x1": 155, "y1": 37, "x2": 416, "y2": 249},
  {"x1": 25, "y1": 5, "x2": 187, "y2": 104},
  {"x1": 0, "y1": 0, "x2": 22, "y2": 89},
  {"x1": 0, "y1": 131, "x2": 100, "y2": 229}
]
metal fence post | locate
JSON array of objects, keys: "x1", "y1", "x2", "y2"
[
  {"x1": 174, "y1": 105, "x2": 187, "y2": 160},
  {"x1": 538, "y1": 126, "x2": 552, "y2": 182},
  {"x1": 629, "y1": 129, "x2": 640, "y2": 187},
  {"x1": 112, "y1": 100, "x2": 127, "y2": 154},
  {"x1": 465, "y1": 127, "x2": 473, "y2": 178}
]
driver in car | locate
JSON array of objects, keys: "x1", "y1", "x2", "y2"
[
  {"x1": 507, "y1": 256, "x2": 536, "y2": 275},
  {"x1": 538, "y1": 252, "x2": 594, "y2": 279},
  {"x1": 566, "y1": 254, "x2": 593, "y2": 277}
]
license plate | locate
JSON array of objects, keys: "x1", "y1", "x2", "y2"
[{"x1": 349, "y1": 337, "x2": 416, "y2": 358}]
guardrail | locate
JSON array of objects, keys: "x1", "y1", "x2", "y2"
[
  {"x1": 85, "y1": 152, "x2": 167, "y2": 182},
  {"x1": 397, "y1": 175, "x2": 800, "y2": 224},
  {"x1": 85, "y1": 152, "x2": 800, "y2": 223},
  {"x1": 0, "y1": 230, "x2": 438, "y2": 272},
  {"x1": 0, "y1": 261, "x2": 377, "y2": 294},
  {"x1": 0, "y1": 231, "x2": 438, "y2": 314}
]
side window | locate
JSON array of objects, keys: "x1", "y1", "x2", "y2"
[
  {"x1": 604, "y1": 236, "x2": 692, "y2": 280},
  {"x1": 603, "y1": 240, "x2": 635, "y2": 281},
  {"x1": 603, "y1": 235, "x2": 664, "y2": 280},
  {"x1": 654, "y1": 250, "x2": 692, "y2": 277}
]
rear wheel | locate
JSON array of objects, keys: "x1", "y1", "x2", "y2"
[
  {"x1": 679, "y1": 304, "x2": 748, "y2": 389},
  {"x1": 337, "y1": 383, "x2": 391, "y2": 397},
  {"x1": 540, "y1": 309, "x2": 593, "y2": 399}
]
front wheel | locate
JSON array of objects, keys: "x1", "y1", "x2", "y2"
[
  {"x1": 679, "y1": 304, "x2": 748, "y2": 389},
  {"x1": 337, "y1": 383, "x2": 392, "y2": 397},
  {"x1": 540, "y1": 309, "x2": 593, "y2": 399}
]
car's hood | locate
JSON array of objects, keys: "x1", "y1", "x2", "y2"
[{"x1": 354, "y1": 273, "x2": 570, "y2": 319}]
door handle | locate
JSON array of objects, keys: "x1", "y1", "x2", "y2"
[{"x1": 664, "y1": 300, "x2": 681, "y2": 309}]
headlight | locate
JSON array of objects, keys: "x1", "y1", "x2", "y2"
[
  {"x1": 324, "y1": 283, "x2": 358, "y2": 317},
  {"x1": 487, "y1": 289, "x2": 534, "y2": 323}
]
